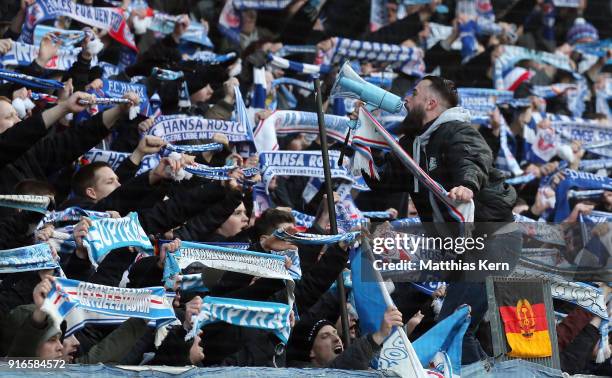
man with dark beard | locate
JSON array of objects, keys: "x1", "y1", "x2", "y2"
[{"x1": 360, "y1": 76, "x2": 522, "y2": 365}]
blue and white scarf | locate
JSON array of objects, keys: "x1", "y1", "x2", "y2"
[
  {"x1": 291, "y1": 210, "x2": 316, "y2": 229},
  {"x1": 582, "y1": 210, "x2": 612, "y2": 223},
  {"x1": 254, "y1": 110, "x2": 350, "y2": 152},
  {"x1": 183, "y1": 163, "x2": 238, "y2": 181},
  {"x1": 83, "y1": 212, "x2": 153, "y2": 268},
  {"x1": 175, "y1": 274, "x2": 209, "y2": 292},
  {"x1": 0, "y1": 194, "x2": 50, "y2": 213},
  {"x1": 0, "y1": 243, "x2": 59, "y2": 273},
  {"x1": 20, "y1": 0, "x2": 137, "y2": 51},
  {"x1": 41, "y1": 277, "x2": 176, "y2": 334},
  {"x1": 259, "y1": 150, "x2": 353, "y2": 193},
  {"x1": 162, "y1": 241, "x2": 295, "y2": 306},
  {"x1": 0, "y1": 41, "x2": 97, "y2": 71},
  {"x1": 83, "y1": 148, "x2": 159, "y2": 175},
  {"x1": 548, "y1": 114, "x2": 612, "y2": 157},
  {"x1": 574, "y1": 39, "x2": 612, "y2": 58},
  {"x1": 271, "y1": 249, "x2": 302, "y2": 280},
  {"x1": 83, "y1": 79, "x2": 151, "y2": 119},
  {"x1": 147, "y1": 115, "x2": 251, "y2": 143},
  {"x1": 325, "y1": 37, "x2": 425, "y2": 77},
  {"x1": 361, "y1": 211, "x2": 394, "y2": 219},
  {"x1": 267, "y1": 53, "x2": 331, "y2": 75},
  {"x1": 186, "y1": 296, "x2": 291, "y2": 343},
  {"x1": 145, "y1": 13, "x2": 213, "y2": 48},
  {"x1": 494, "y1": 45, "x2": 575, "y2": 90},
  {"x1": 162, "y1": 143, "x2": 224, "y2": 156},
  {"x1": 272, "y1": 229, "x2": 360, "y2": 245},
  {"x1": 553, "y1": 169, "x2": 612, "y2": 222},
  {"x1": 163, "y1": 241, "x2": 292, "y2": 281},
  {"x1": 184, "y1": 51, "x2": 237, "y2": 64},
  {"x1": 276, "y1": 45, "x2": 317, "y2": 57},
  {"x1": 0, "y1": 68, "x2": 64, "y2": 90},
  {"x1": 580, "y1": 159, "x2": 612, "y2": 172},
  {"x1": 40, "y1": 207, "x2": 110, "y2": 226},
  {"x1": 569, "y1": 189, "x2": 605, "y2": 200},
  {"x1": 233, "y1": 85, "x2": 256, "y2": 147},
  {"x1": 233, "y1": 0, "x2": 292, "y2": 9},
  {"x1": 33, "y1": 24, "x2": 88, "y2": 47}
]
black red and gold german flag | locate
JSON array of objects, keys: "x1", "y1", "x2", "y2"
[{"x1": 494, "y1": 281, "x2": 553, "y2": 358}]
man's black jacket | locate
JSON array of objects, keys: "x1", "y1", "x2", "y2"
[{"x1": 364, "y1": 108, "x2": 516, "y2": 225}]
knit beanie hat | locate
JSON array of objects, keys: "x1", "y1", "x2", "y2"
[
  {"x1": 286, "y1": 318, "x2": 335, "y2": 362},
  {"x1": 567, "y1": 18, "x2": 599, "y2": 45}
]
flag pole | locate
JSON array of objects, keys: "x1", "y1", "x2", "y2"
[{"x1": 314, "y1": 77, "x2": 351, "y2": 346}]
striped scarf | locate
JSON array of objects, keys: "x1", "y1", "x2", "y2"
[
  {"x1": 267, "y1": 53, "x2": 331, "y2": 75},
  {"x1": 325, "y1": 37, "x2": 425, "y2": 77}
]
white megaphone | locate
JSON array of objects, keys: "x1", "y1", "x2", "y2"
[
  {"x1": 330, "y1": 61, "x2": 406, "y2": 114},
  {"x1": 330, "y1": 61, "x2": 406, "y2": 165}
]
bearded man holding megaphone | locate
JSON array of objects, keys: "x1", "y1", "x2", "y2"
[{"x1": 339, "y1": 68, "x2": 521, "y2": 365}]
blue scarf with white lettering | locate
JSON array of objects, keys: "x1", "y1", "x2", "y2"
[
  {"x1": 259, "y1": 150, "x2": 353, "y2": 193},
  {"x1": 0, "y1": 194, "x2": 50, "y2": 213},
  {"x1": 83, "y1": 148, "x2": 159, "y2": 175},
  {"x1": 553, "y1": 169, "x2": 612, "y2": 221},
  {"x1": 147, "y1": 115, "x2": 251, "y2": 143},
  {"x1": 20, "y1": 0, "x2": 137, "y2": 51},
  {"x1": 83, "y1": 212, "x2": 154, "y2": 268},
  {"x1": 41, "y1": 277, "x2": 176, "y2": 333},
  {"x1": 0, "y1": 243, "x2": 59, "y2": 273},
  {"x1": 186, "y1": 296, "x2": 291, "y2": 343}
]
